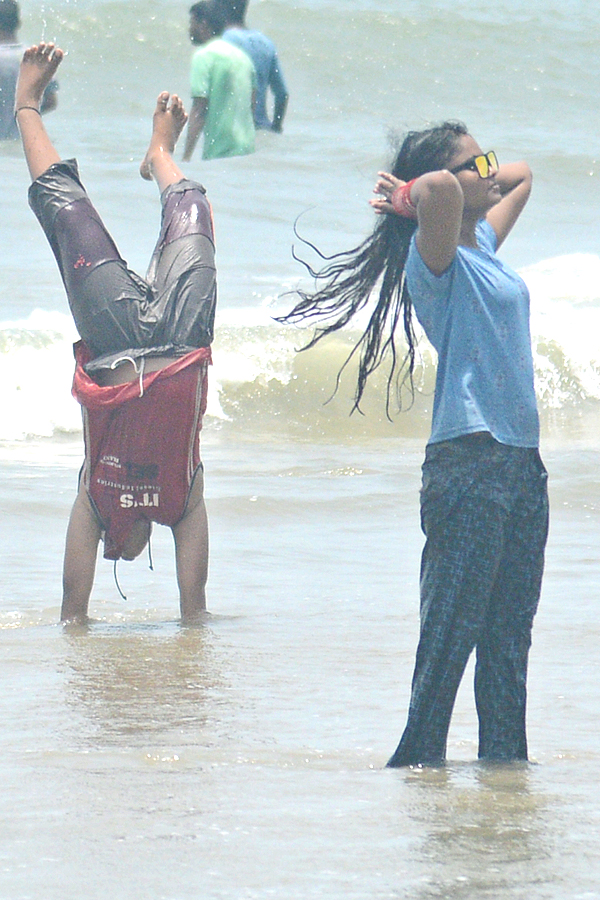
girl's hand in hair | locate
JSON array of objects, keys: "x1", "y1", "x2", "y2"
[{"x1": 370, "y1": 171, "x2": 404, "y2": 214}]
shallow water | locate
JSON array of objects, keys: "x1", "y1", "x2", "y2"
[{"x1": 2, "y1": 436, "x2": 600, "y2": 897}]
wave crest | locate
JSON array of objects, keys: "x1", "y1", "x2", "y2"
[{"x1": 1, "y1": 253, "x2": 599, "y2": 441}]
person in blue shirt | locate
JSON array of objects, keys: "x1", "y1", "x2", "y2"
[
  {"x1": 280, "y1": 121, "x2": 549, "y2": 768},
  {"x1": 218, "y1": 0, "x2": 288, "y2": 132},
  {"x1": 0, "y1": 0, "x2": 58, "y2": 140}
]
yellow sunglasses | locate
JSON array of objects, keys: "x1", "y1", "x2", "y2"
[{"x1": 450, "y1": 150, "x2": 498, "y2": 178}]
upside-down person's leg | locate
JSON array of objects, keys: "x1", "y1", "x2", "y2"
[
  {"x1": 14, "y1": 43, "x2": 62, "y2": 180},
  {"x1": 172, "y1": 469, "x2": 209, "y2": 624},
  {"x1": 141, "y1": 93, "x2": 217, "y2": 353},
  {"x1": 140, "y1": 91, "x2": 189, "y2": 192},
  {"x1": 61, "y1": 486, "x2": 102, "y2": 623},
  {"x1": 18, "y1": 43, "x2": 154, "y2": 360}
]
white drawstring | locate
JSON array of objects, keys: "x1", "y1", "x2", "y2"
[{"x1": 110, "y1": 355, "x2": 146, "y2": 397}]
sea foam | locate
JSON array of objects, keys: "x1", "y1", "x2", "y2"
[{"x1": 1, "y1": 253, "x2": 599, "y2": 442}]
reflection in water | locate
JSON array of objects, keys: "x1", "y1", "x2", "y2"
[
  {"x1": 404, "y1": 764, "x2": 552, "y2": 899},
  {"x1": 62, "y1": 623, "x2": 227, "y2": 749}
]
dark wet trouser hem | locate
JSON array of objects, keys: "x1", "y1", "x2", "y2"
[{"x1": 386, "y1": 752, "x2": 446, "y2": 769}]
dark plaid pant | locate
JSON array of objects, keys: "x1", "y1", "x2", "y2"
[{"x1": 388, "y1": 433, "x2": 549, "y2": 767}]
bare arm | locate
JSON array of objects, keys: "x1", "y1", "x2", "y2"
[
  {"x1": 269, "y1": 60, "x2": 288, "y2": 133},
  {"x1": 61, "y1": 486, "x2": 102, "y2": 622},
  {"x1": 372, "y1": 169, "x2": 464, "y2": 276},
  {"x1": 271, "y1": 92, "x2": 288, "y2": 133},
  {"x1": 172, "y1": 470, "x2": 208, "y2": 622},
  {"x1": 485, "y1": 161, "x2": 532, "y2": 248},
  {"x1": 182, "y1": 96, "x2": 208, "y2": 162},
  {"x1": 412, "y1": 172, "x2": 464, "y2": 276}
]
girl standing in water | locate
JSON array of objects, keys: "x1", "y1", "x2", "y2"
[{"x1": 281, "y1": 122, "x2": 549, "y2": 766}]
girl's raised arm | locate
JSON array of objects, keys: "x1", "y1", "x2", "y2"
[
  {"x1": 485, "y1": 161, "x2": 532, "y2": 248},
  {"x1": 372, "y1": 169, "x2": 464, "y2": 276}
]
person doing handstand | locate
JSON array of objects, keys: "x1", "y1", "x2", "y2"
[{"x1": 15, "y1": 43, "x2": 217, "y2": 624}]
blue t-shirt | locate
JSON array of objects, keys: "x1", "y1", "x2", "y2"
[
  {"x1": 222, "y1": 27, "x2": 288, "y2": 130},
  {"x1": 405, "y1": 219, "x2": 539, "y2": 448}
]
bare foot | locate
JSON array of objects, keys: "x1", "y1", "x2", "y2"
[
  {"x1": 15, "y1": 42, "x2": 64, "y2": 112},
  {"x1": 140, "y1": 92, "x2": 188, "y2": 181}
]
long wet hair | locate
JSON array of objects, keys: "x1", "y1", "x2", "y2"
[{"x1": 278, "y1": 121, "x2": 468, "y2": 415}]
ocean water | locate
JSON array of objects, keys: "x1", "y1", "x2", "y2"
[{"x1": 1, "y1": 1, "x2": 600, "y2": 897}]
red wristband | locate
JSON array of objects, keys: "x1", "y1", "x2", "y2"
[{"x1": 390, "y1": 179, "x2": 418, "y2": 219}]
